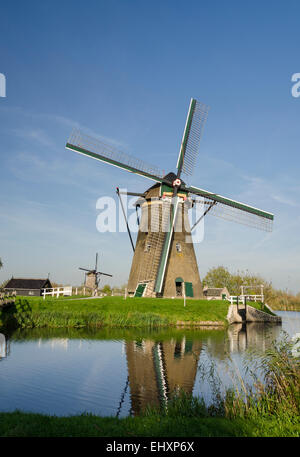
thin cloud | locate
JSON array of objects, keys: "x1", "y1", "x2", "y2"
[
  {"x1": 10, "y1": 128, "x2": 54, "y2": 147},
  {"x1": 271, "y1": 194, "x2": 299, "y2": 207}
]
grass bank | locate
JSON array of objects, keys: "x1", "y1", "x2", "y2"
[
  {"x1": 247, "y1": 301, "x2": 276, "y2": 315},
  {"x1": 0, "y1": 409, "x2": 298, "y2": 437},
  {"x1": 0, "y1": 296, "x2": 229, "y2": 330}
]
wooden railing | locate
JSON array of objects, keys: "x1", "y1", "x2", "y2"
[
  {"x1": 229, "y1": 294, "x2": 264, "y2": 305},
  {"x1": 41, "y1": 286, "x2": 72, "y2": 299}
]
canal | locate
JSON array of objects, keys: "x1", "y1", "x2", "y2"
[{"x1": 0, "y1": 311, "x2": 299, "y2": 417}]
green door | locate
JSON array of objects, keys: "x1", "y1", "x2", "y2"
[
  {"x1": 134, "y1": 283, "x2": 147, "y2": 297},
  {"x1": 184, "y1": 282, "x2": 194, "y2": 297}
]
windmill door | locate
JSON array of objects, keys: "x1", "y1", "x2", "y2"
[
  {"x1": 184, "y1": 282, "x2": 194, "y2": 298},
  {"x1": 175, "y1": 277, "x2": 184, "y2": 297},
  {"x1": 134, "y1": 283, "x2": 147, "y2": 297}
]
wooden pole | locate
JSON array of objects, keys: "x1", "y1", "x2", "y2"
[{"x1": 116, "y1": 187, "x2": 135, "y2": 253}]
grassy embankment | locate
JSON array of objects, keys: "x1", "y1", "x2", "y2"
[
  {"x1": 247, "y1": 301, "x2": 276, "y2": 315},
  {"x1": 0, "y1": 296, "x2": 230, "y2": 329},
  {"x1": 1, "y1": 410, "x2": 297, "y2": 437},
  {"x1": 0, "y1": 335, "x2": 299, "y2": 437}
]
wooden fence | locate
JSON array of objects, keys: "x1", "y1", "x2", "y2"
[
  {"x1": 41, "y1": 286, "x2": 72, "y2": 299},
  {"x1": 229, "y1": 294, "x2": 264, "y2": 305}
]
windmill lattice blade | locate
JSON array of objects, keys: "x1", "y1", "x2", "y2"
[
  {"x1": 154, "y1": 197, "x2": 180, "y2": 293},
  {"x1": 177, "y1": 99, "x2": 209, "y2": 177},
  {"x1": 67, "y1": 129, "x2": 164, "y2": 183},
  {"x1": 190, "y1": 187, "x2": 273, "y2": 232},
  {"x1": 79, "y1": 267, "x2": 93, "y2": 272}
]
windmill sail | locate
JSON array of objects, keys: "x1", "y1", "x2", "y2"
[
  {"x1": 176, "y1": 98, "x2": 209, "y2": 177},
  {"x1": 188, "y1": 185, "x2": 273, "y2": 232},
  {"x1": 66, "y1": 129, "x2": 165, "y2": 184},
  {"x1": 154, "y1": 98, "x2": 209, "y2": 293},
  {"x1": 66, "y1": 96, "x2": 274, "y2": 299}
]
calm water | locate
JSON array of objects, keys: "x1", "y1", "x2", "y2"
[{"x1": 0, "y1": 311, "x2": 299, "y2": 417}]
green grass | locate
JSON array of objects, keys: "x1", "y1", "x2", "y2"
[
  {"x1": 0, "y1": 392, "x2": 299, "y2": 438},
  {"x1": 1, "y1": 296, "x2": 230, "y2": 329},
  {"x1": 0, "y1": 410, "x2": 298, "y2": 437},
  {"x1": 246, "y1": 301, "x2": 276, "y2": 315}
]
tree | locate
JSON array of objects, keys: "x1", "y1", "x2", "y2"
[
  {"x1": 0, "y1": 258, "x2": 2, "y2": 269},
  {"x1": 202, "y1": 265, "x2": 273, "y2": 296},
  {"x1": 202, "y1": 266, "x2": 233, "y2": 290},
  {"x1": 101, "y1": 284, "x2": 112, "y2": 295}
]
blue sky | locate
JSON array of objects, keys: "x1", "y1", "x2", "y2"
[{"x1": 0, "y1": 0, "x2": 300, "y2": 292}]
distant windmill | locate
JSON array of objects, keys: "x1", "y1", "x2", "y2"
[
  {"x1": 67, "y1": 98, "x2": 274, "y2": 299},
  {"x1": 79, "y1": 253, "x2": 112, "y2": 296}
]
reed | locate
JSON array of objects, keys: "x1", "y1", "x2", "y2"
[
  {"x1": 145, "y1": 333, "x2": 300, "y2": 436},
  {"x1": 224, "y1": 334, "x2": 300, "y2": 421}
]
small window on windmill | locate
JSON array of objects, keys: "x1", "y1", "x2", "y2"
[
  {"x1": 176, "y1": 242, "x2": 182, "y2": 253},
  {"x1": 144, "y1": 242, "x2": 151, "y2": 252}
]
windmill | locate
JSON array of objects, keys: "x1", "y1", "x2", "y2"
[
  {"x1": 79, "y1": 253, "x2": 112, "y2": 296},
  {"x1": 67, "y1": 98, "x2": 273, "y2": 299}
]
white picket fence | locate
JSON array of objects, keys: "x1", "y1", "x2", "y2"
[
  {"x1": 229, "y1": 295, "x2": 264, "y2": 305},
  {"x1": 42, "y1": 286, "x2": 72, "y2": 299}
]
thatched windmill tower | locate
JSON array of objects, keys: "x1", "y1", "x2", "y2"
[
  {"x1": 79, "y1": 253, "x2": 112, "y2": 296},
  {"x1": 126, "y1": 174, "x2": 202, "y2": 298},
  {"x1": 66, "y1": 98, "x2": 274, "y2": 299}
]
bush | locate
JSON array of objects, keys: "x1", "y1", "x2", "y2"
[{"x1": 14, "y1": 299, "x2": 33, "y2": 328}]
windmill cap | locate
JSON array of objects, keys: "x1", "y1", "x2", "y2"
[
  {"x1": 163, "y1": 172, "x2": 185, "y2": 186},
  {"x1": 144, "y1": 172, "x2": 186, "y2": 195}
]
